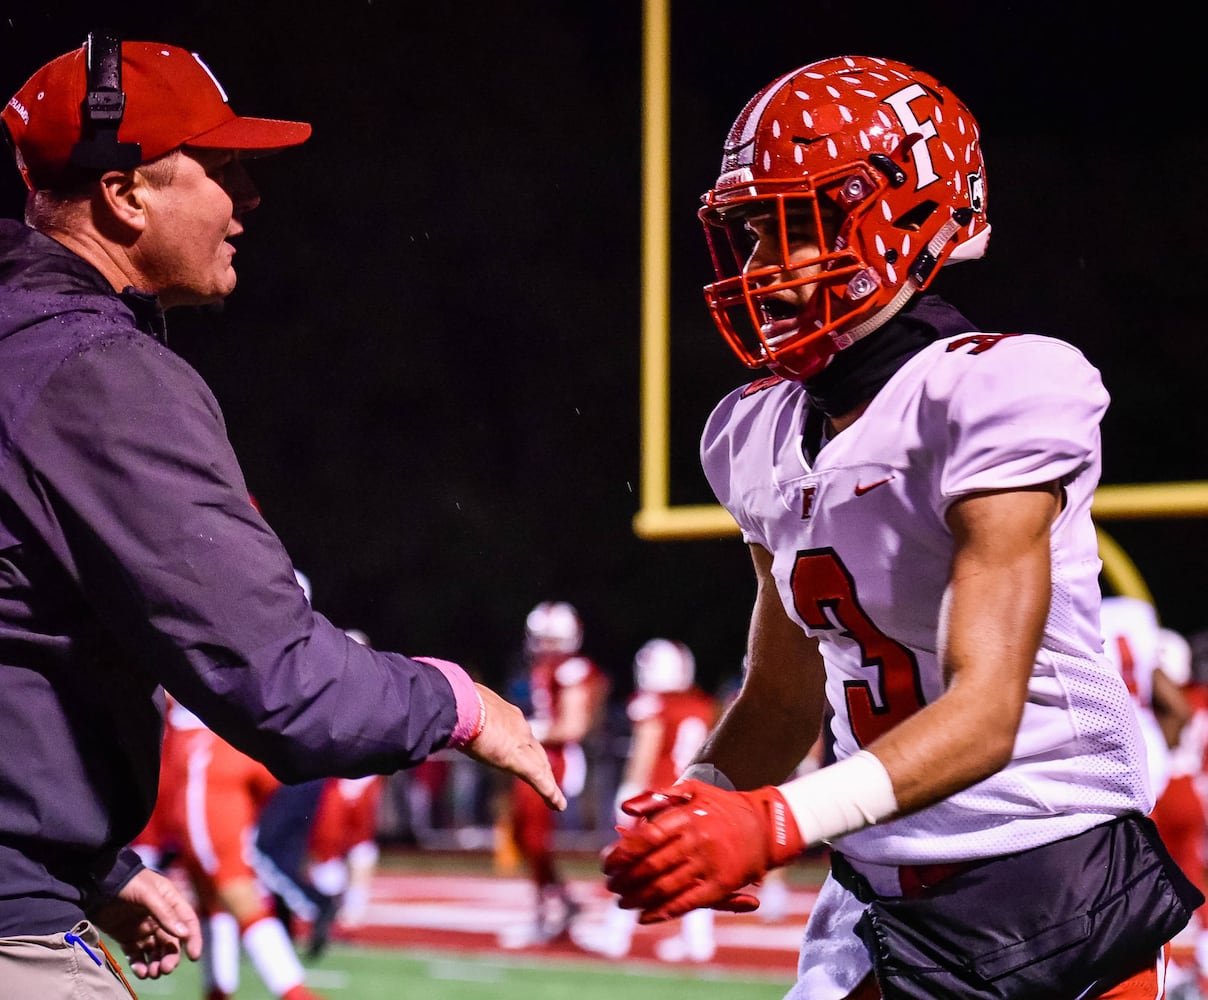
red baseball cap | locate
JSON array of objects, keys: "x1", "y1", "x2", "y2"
[{"x1": 2, "y1": 39, "x2": 312, "y2": 190}]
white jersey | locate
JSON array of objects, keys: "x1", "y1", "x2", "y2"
[
  {"x1": 701, "y1": 332, "x2": 1149, "y2": 865},
  {"x1": 1098, "y1": 596, "x2": 1173, "y2": 797},
  {"x1": 1099, "y1": 596, "x2": 1162, "y2": 709}
]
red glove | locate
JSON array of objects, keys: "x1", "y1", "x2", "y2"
[{"x1": 600, "y1": 780, "x2": 805, "y2": 924}]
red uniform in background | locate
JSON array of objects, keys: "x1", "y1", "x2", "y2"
[
  {"x1": 1143, "y1": 627, "x2": 1208, "y2": 993},
  {"x1": 628, "y1": 683, "x2": 718, "y2": 791},
  {"x1": 309, "y1": 778, "x2": 385, "y2": 871},
  {"x1": 1150, "y1": 629, "x2": 1205, "y2": 898},
  {"x1": 307, "y1": 775, "x2": 387, "y2": 928},
  {"x1": 164, "y1": 718, "x2": 280, "y2": 893},
  {"x1": 583, "y1": 639, "x2": 719, "y2": 961},
  {"x1": 504, "y1": 602, "x2": 609, "y2": 947},
  {"x1": 154, "y1": 701, "x2": 322, "y2": 1000}
]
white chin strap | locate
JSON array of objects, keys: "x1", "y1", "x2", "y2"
[
  {"x1": 829, "y1": 217, "x2": 985, "y2": 354},
  {"x1": 831, "y1": 274, "x2": 923, "y2": 353}
]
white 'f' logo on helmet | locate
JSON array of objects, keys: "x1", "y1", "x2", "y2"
[{"x1": 882, "y1": 83, "x2": 940, "y2": 190}]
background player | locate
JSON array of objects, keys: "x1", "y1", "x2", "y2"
[
  {"x1": 501, "y1": 602, "x2": 609, "y2": 948},
  {"x1": 584, "y1": 639, "x2": 718, "y2": 961},
  {"x1": 159, "y1": 700, "x2": 321, "y2": 1000},
  {"x1": 602, "y1": 55, "x2": 1201, "y2": 998},
  {"x1": 1146, "y1": 626, "x2": 1208, "y2": 995},
  {"x1": 306, "y1": 775, "x2": 386, "y2": 937}
]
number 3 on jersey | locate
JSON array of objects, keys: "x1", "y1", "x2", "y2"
[{"x1": 791, "y1": 547, "x2": 926, "y2": 746}]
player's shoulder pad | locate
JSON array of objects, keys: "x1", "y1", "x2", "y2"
[
  {"x1": 554, "y1": 655, "x2": 592, "y2": 687},
  {"x1": 627, "y1": 690, "x2": 663, "y2": 723},
  {"x1": 702, "y1": 373, "x2": 802, "y2": 447},
  {"x1": 937, "y1": 330, "x2": 1092, "y2": 365},
  {"x1": 926, "y1": 331, "x2": 1105, "y2": 397}
]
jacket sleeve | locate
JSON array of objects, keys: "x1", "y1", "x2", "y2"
[
  {"x1": 11, "y1": 333, "x2": 464, "y2": 781},
  {"x1": 86, "y1": 846, "x2": 145, "y2": 910}
]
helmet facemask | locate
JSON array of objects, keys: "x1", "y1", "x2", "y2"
[{"x1": 700, "y1": 166, "x2": 890, "y2": 380}]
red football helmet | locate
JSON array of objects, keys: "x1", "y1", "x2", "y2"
[{"x1": 700, "y1": 55, "x2": 990, "y2": 380}]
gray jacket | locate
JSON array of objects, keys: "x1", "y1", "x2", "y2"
[{"x1": 0, "y1": 220, "x2": 462, "y2": 933}]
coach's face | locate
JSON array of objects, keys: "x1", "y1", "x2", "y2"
[{"x1": 133, "y1": 148, "x2": 261, "y2": 308}]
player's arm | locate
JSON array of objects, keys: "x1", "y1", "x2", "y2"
[
  {"x1": 688, "y1": 542, "x2": 828, "y2": 790},
  {"x1": 861, "y1": 481, "x2": 1059, "y2": 813},
  {"x1": 604, "y1": 483, "x2": 1060, "y2": 923}
]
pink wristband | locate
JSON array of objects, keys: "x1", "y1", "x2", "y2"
[{"x1": 414, "y1": 656, "x2": 485, "y2": 748}]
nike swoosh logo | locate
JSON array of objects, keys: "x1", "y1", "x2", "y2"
[{"x1": 854, "y1": 476, "x2": 894, "y2": 496}]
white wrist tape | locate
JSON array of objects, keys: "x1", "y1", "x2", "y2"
[
  {"x1": 676, "y1": 763, "x2": 736, "y2": 792},
  {"x1": 777, "y1": 750, "x2": 898, "y2": 846}
]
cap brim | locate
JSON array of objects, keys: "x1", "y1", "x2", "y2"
[{"x1": 184, "y1": 115, "x2": 312, "y2": 153}]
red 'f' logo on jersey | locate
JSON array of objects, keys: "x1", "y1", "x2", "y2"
[{"x1": 801, "y1": 486, "x2": 817, "y2": 519}]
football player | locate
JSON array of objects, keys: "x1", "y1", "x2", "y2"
[
  {"x1": 159, "y1": 701, "x2": 323, "y2": 1000},
  {"x1": 1146, "y1": 626, "x2": 1208, "y2": 993},
  {"x1": 587, "y1": 640, "x2": 719, "y2": 961},
  {"x1": 502, "y1": 602, "x2": 609, "y2": 947},
  {"x1": 602, "y1": 56, "x2": 1200, "y2": 999}
]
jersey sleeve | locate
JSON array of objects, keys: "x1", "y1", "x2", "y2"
[
  {"x1": 937, "y1": 336, "x2": 1109, "y2": 506},
  {"x1": 700, "y1": 386, "x2": 769, "y2": 546}
]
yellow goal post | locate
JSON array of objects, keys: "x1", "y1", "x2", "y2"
[{"x1": 633, "y1": 0, "x2": 1208, "y2": 604}]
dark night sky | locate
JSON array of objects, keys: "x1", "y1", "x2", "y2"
[{"x1": 2, "y1": 3, "x2": 1205, "y2": 697}]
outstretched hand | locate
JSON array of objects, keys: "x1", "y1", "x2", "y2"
[
  {"x1": 601, "y1": 780, "x2": 805, "y2": 923},
  {"x1": 91, "y1": 867, "x2": 202, "y2": 979},
  {"x1": 459, "y1": 683, "x2": 567, "y2": 812}
]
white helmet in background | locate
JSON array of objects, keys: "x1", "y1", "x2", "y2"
[
  {"x1": 525, "y1": 601, "x2": 583, "y2": 655},
  {"x1": 1157, "y1": 628, "x2": 1193, "y2": 686},
  {"x1": 634, "y1": 638, "x2": 695, "y2": 694}
]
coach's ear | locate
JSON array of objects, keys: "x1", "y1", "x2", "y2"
[{"x1": 96, "y1": 167, "x2": 149, "y2": 237}]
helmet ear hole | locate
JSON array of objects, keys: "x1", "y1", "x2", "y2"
[{"x1": 893, "y1": 200, "x2": 939, "y2": 232}]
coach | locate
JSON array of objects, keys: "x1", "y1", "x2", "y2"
[{"x1": 0, "y1": 33, "x2": 564, "y2": 999}]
